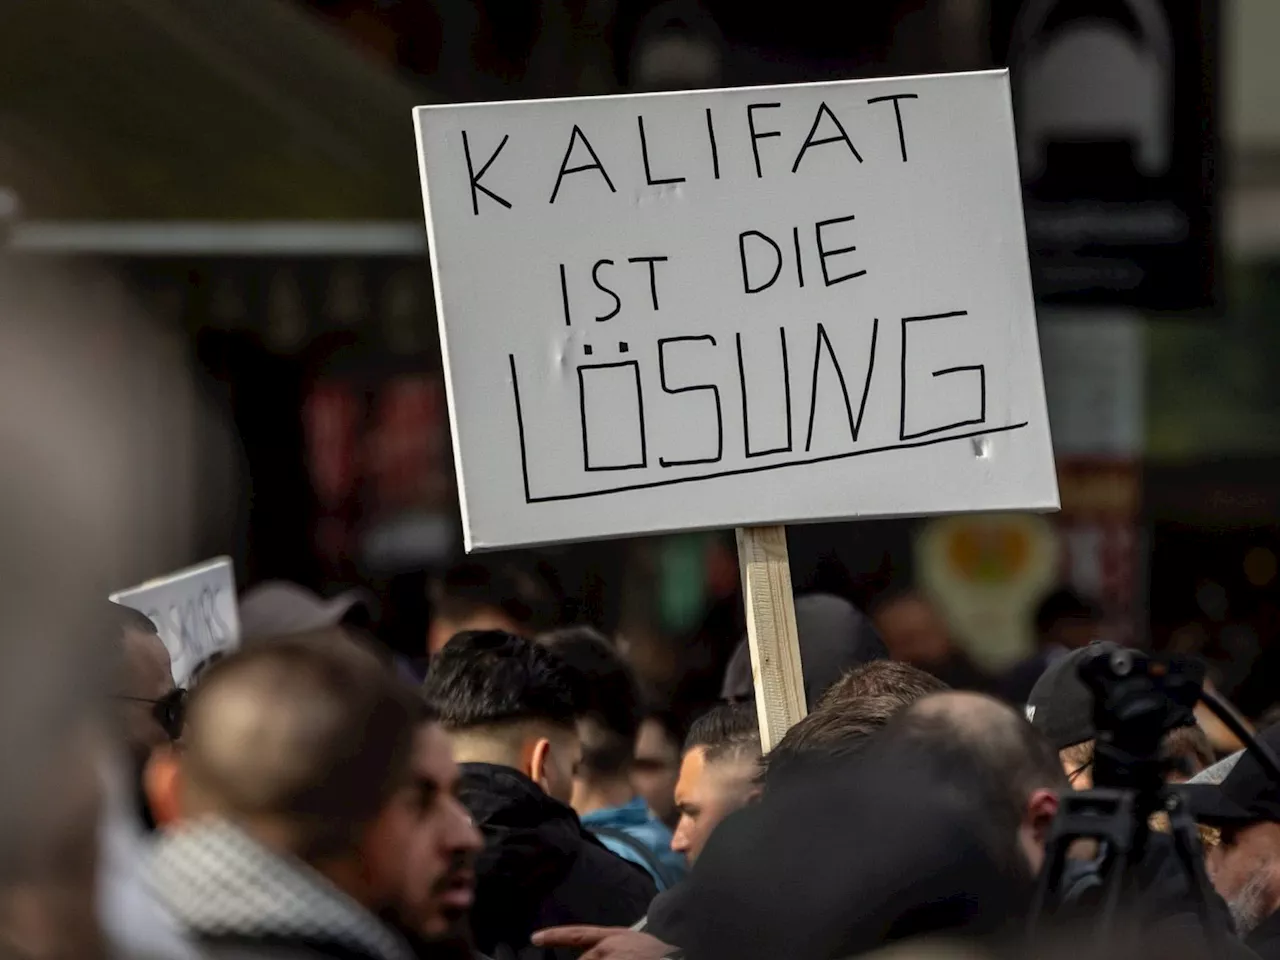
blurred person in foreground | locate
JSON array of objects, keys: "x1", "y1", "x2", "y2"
[
  {"x1": 423, "y1": 631, "x2": 654, "y2": 960},
  {"x1": 1183, "y1": 723, "x2": 1280, "y2": 958},
  {"x1": 720, "y1": 594, "x2": 887, "y2": 705},
  {"x1": 674, "y1": 693, "x2": 1059, "y2": 960},
  {"x1": 541, "y1": 627, "x2": 686, "y2": 890},
  {"x1": 0, "y1": 260, "x2": 210, "y2": 958},
  {"x1": 871, "y1": 590, "x2": 993, "y2": 693},
  {"x1": 147, "y1": 632, "x2": 424, "y2": 960},
  {"x1": 632, "y1": 711, "x2": 684, "y2": 831},
  {"x1": 1026, "y1": 643, "x2": 1214, "y2": 789},
  {"x1": 426, "y1": 562, "x2": 554, "y2": 658}
]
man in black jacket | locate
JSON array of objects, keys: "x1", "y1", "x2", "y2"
[{"x1": 424, "y1": 631, "x2": 656, "y2": 960}]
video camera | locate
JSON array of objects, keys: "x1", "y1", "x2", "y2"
[{"x1": 1078, "y1": 646, "x2": 1204, "y2": 795}]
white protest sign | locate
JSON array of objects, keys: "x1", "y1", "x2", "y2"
[
  {"x1": 414, "y1": 69, "x2": 1058, "y2": 552},
  {"x1": 111, "y1": 557, "x2": 240, "y2": 687}
]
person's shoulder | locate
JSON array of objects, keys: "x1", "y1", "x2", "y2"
[{"x1": 565, "y1": 831, "x2": 658, "y2": 913}]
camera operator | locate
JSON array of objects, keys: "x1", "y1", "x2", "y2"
[
  {"x1": 1026, "y1": 643, "x2": 1215, "y2": 788},
  {"x1": 1183, "y1": 724, "x2": 1280, "y2": 958}
]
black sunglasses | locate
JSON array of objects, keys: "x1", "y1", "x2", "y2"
[{"x1": 116, "y1": 688, "x2": 187, "y2": 741}]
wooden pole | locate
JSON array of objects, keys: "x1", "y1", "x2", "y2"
[{"x1": 735, "y1": 524, "x2": 806, "y2": 751}]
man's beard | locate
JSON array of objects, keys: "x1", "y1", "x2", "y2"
[
  {"x1": 1229, "y1": 871, "x2": 1272, "y2": 937},
  {"x1": 381, "y1": 908, "x2": 475, "y2": 960}
]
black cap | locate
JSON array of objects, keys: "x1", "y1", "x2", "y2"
[
  {"x1": 1182, "y1": 724, "x2": 1280, "y2": 826},
  {"x1": 1025, "y1": 642, "x2": 1197, "y2": 751}
]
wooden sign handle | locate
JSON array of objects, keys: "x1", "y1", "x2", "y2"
[{"x1": 735, "y1": 525, "x2": 807, "y2": 752}]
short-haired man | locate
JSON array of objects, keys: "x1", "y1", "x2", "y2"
[
  {"x1": 148, "y1": 632, "x2": 424, "y2": 960},
  {"x1": 427, "y1": 562, "x2": 552, "y2": 656},
  {"x1": 1026, "y1": 642, "x2": 1214, "y2": 788},
  {"x1": 633, "y1": 710, "x2": 684, "y2": 830},
  {"x1": 1184, "y1": 723, "x2": 1280, "y2": 956},
  {"x1": 541, "y1": 627, "x2": 686, "y2": 891},
  {"x1": 671, "y1": 703, "x2": 762, "y2": 865},
  {"x1": 424, "y1": 631, "x2": 655, "y2": 959},
  {"x1": 762, "y1": 660, "x2": 947, "y2": 786}
]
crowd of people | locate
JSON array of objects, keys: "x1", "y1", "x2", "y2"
[{"x1": 0, "y1": 562, "x2": 1255, "y2": 960}]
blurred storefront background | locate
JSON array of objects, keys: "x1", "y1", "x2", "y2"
[{"x1": 4, "y1": 0, "x2": 1280, "y2": 708}]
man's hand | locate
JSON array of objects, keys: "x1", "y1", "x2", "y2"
[{"x1": 531, "y1": 925, "x2": 674, "y2": 960}]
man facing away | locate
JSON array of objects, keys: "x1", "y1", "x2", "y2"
[
  {"x1": 540, "y1": 627, "x2": 686, "y2": 891},
  {"x1": 423, "y1": 631, "x2": 656, "y2": 960},
  {"x1": 147, "y1": 631, "x2": 425, "y2": 960}
]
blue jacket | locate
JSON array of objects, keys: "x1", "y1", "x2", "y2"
[{"x1": 581, "y1": 798, "x2": 687, "y2": 892}]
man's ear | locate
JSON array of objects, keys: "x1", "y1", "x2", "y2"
[
  {"x1": 526, "y1": 737, "x2": 553, "y2": 796},
  {"x1": 144, "y1": 746, "x2": 182, "y2": 827},
  {"x1": 1026, "y1": 788, "x2": 1059, "y2": 844}
]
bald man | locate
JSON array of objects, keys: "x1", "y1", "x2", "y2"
[
  {"x1": 887, "y1": 693, "x2": 1067, "y2": 877},
  {"x1": 147, "y1": 632, "x2": 424, "y2": 960}
]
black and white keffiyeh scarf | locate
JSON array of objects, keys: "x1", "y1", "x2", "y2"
[{"x1": 148, "y1": 819, "x2": 414, "y2": 960}]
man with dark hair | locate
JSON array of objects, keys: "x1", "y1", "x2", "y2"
[
  {"x1": 540, "y1": 627, "x2": 686, "y2": 890},
  {"x1": 761, "y1": 660, "x2": 948, "y2": 787},
  {"x1": 816, "y1": 658, "x2": 948, "y2": 711},
  {"x1": 423, "y1": 631, "x2": 655, "y2": 959},
  {"x1": 1002, "y1": 587, "x2": 1103, "y2": 705},
  {"x1": 671, "y1": 703, "x2": 762, "y2": 866},
  {"x1": 147, "y1": 631, "x2": 424, "y2": 960},
  {"x1": 394, "y1": 700, "x2": 487, "y2": 959},
  {"x1": 871, "y1": 589, "x2": 993, "y2": 691},
  {"x1": 1026, "y1": 642, "x2": 1214, "y2": 788},
  {"x1": 427, "y1": 561, "x2": 554, "y2": 656},
  {"x1": 633, "y1": 709, "x2": 684, "y2": 830}
]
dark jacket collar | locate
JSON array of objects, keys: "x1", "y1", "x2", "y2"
[{"x1": 1249, "y1": 908, "x2": 1280, "y2": 958}]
